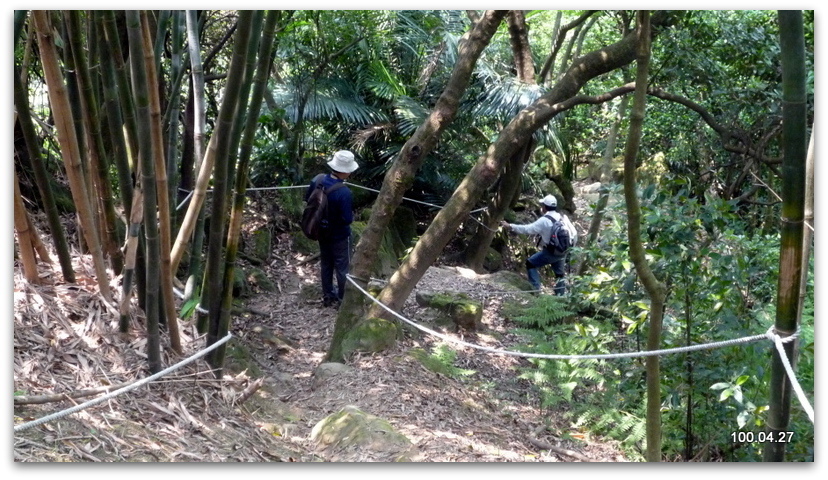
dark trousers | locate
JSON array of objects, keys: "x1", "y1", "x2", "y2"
[
  {"x1": 319, "y1": 236, "x2": 350, "y2": 301},
  {"x1": 527, "y1": 248, "x2": 567, "y2": 295}
]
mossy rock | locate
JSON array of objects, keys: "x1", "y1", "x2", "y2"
[
  {"x1": 291, "y1": 231, "x2": 319, "y2": 255},
  {"x1": 341, "y1": 317, "x2": 399, "y2": 356},
  {"x1": 311, "y1": 405, "x2": 418, "y2": 462},
  {"x1": 233, "y1": 267, "x2": 249, "y2": 297},
  {"x1": 245, "y1": 229, "x2": 272, "y2": 265},
  {"x1": 483, "y1": 247, "x2": 503, "y2": 272},
  {"x1": 414, "y1": 291, "x2": 483, "y2": 331},
  {"x1": 247, "y1": 267, "x2": 276, "y2": 292},
  {"x1": 482, "y1": 270, "x2": 535, "y2": 292}
]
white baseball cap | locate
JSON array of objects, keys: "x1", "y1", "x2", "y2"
[
  {"x1": 327, "y1": 150, "x2": 359, "y2": 173},
  {"x1": 539, "y1": 194, "x2": 557, "y2": 207}
]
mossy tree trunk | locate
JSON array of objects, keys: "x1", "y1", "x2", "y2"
[{"x1": 325, "y1": 10, "x2": 509, "y2": 363}]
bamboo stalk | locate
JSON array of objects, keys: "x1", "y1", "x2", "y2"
[
  {"x1": 141, "y1": 11, "x2": 181, "y2": 355},
  {"x1": 14, "y1": 65, "x2": 75, "y2": 282},
  {"x1": 14, "y1": 170, "x2": 41, "y2": 284},
  {"x1": 764, "y1": 10, "x2": 807, "y2": 462},
  {"x1": 126, "y1": 10, "x2": 162, "y2": 373},
  {"x1": 32, "y1": 11, "x2": 112, "y2": 302}
]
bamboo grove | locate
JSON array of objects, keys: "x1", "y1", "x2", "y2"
[{"x1": 13, "y1": 10, "x2": 813, "y2": 461}]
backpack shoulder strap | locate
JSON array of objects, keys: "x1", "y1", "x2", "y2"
[
  {"x1": 311, "y1": 173, "x2": 327, "y2": 186},
  {"x1": 325, "y1": 180, "x2": 346, "y2": 194}
]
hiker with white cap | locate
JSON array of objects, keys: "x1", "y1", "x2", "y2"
[
  {"x1": 500, "y1": 194, "x2": 577, "y2": 295},
  {"x1": 304, "y1": 150, "x2": 359, "y2": 308}
]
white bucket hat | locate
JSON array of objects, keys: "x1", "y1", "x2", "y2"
[
  {"x1": 539, "y1": 194, "x2": 557, "y2": 207},
  {"x1": 327, "y1": 150, "x2": 359, "y2": 173}
]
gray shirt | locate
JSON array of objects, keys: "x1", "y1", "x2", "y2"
[{"x1": 508, "y1": 211, "x2": 562, "y2": 245}]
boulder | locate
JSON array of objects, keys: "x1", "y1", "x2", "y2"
[
  {"x1": 247, "y1": 267, "x2": 276, "y2": 292},
  {"x1": 340, "y1": 317, "x2": 399, "y2": 356},
  {"x1": 246, "y1": 228, "x2": 272, "y2": 264},
  {"x1": 415, "y1": 291, "x2": 483, "y2": 331},
  {"x1": 311, "y1": 405, "x2": 419, "y2": 462},
  {"x1": 483, "y1": 247, "x2": 503, "y2": 272},
  {"x1": 480, "y1": 270, "x2": 535, "y2": 293}
]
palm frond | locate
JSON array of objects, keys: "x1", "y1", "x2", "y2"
[
  {"x1": 472, "y1": 77, "x2": 547, "y2": 120},
  {"x1": 393, "y1": 95, "x2": 429, "y2": 136}
]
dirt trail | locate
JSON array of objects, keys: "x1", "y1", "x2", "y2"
[{"x1": 14, "y1": 219, "x2": 627, "y2": 463}]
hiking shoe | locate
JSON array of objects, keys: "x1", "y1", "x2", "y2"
[{"x1": 323, "y1": 297, "x2": 341, "y2": 309}]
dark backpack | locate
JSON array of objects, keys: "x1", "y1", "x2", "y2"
[
  {"x1": 543, "y1": 213, "x2": 573, "y2": 253},
  {"x1": 301, "y1": 174, "x2": 346, "y2": 240}
]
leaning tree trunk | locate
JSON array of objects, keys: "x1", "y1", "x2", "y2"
[
  {"x1": 463, "y1": 10, "x2": 537, "y2": 273},
  {"x1": 32, "y1": 10, "x2": 112, "y2": 303},
  {"x1": 369, "y1": 11, "x2": 679, "y2": 320},
  {"x1": 620, "y1": 11, "x2": 667, "y2": 462},
  {"x1": 14, "y1": 65, "x2": 75, "y2": 283},
  {"x1": 764, "y1": 10, "x2": 807, "y2": 462},
  {"x1": 127, "y1": 9, "x2": 162, "y2": 373},
  {"x1": 463, "y1": 140, "x2": 534, "y2": 273},
  {"x1": 324, "y1": 10, "x2": 509, "y2": 363}
]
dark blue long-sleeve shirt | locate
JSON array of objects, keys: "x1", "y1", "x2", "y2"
[{"x1": 305, "y1": 173, "x2": 354, "y2": 242}]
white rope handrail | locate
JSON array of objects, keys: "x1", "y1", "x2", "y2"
[
  {"x1": 769, "y1": 331, "x2": 815, "y2": 423},
  {"x1": 14, "y1": 333, "x2": 233, "y2": 433},
  {"x1": 346, "y1": 275, "x2": 792, "y2": 361},
  {"x1": 348, "y1": 275, "x2": 813, "y2": 424}
]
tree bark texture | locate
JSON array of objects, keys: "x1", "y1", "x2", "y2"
[
  {"x1": 325, "y1": 10, "x2": 509, "y2": 363},
  {"x1": 621, "y1": 11, "x2": 667, "y2": 462}
]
